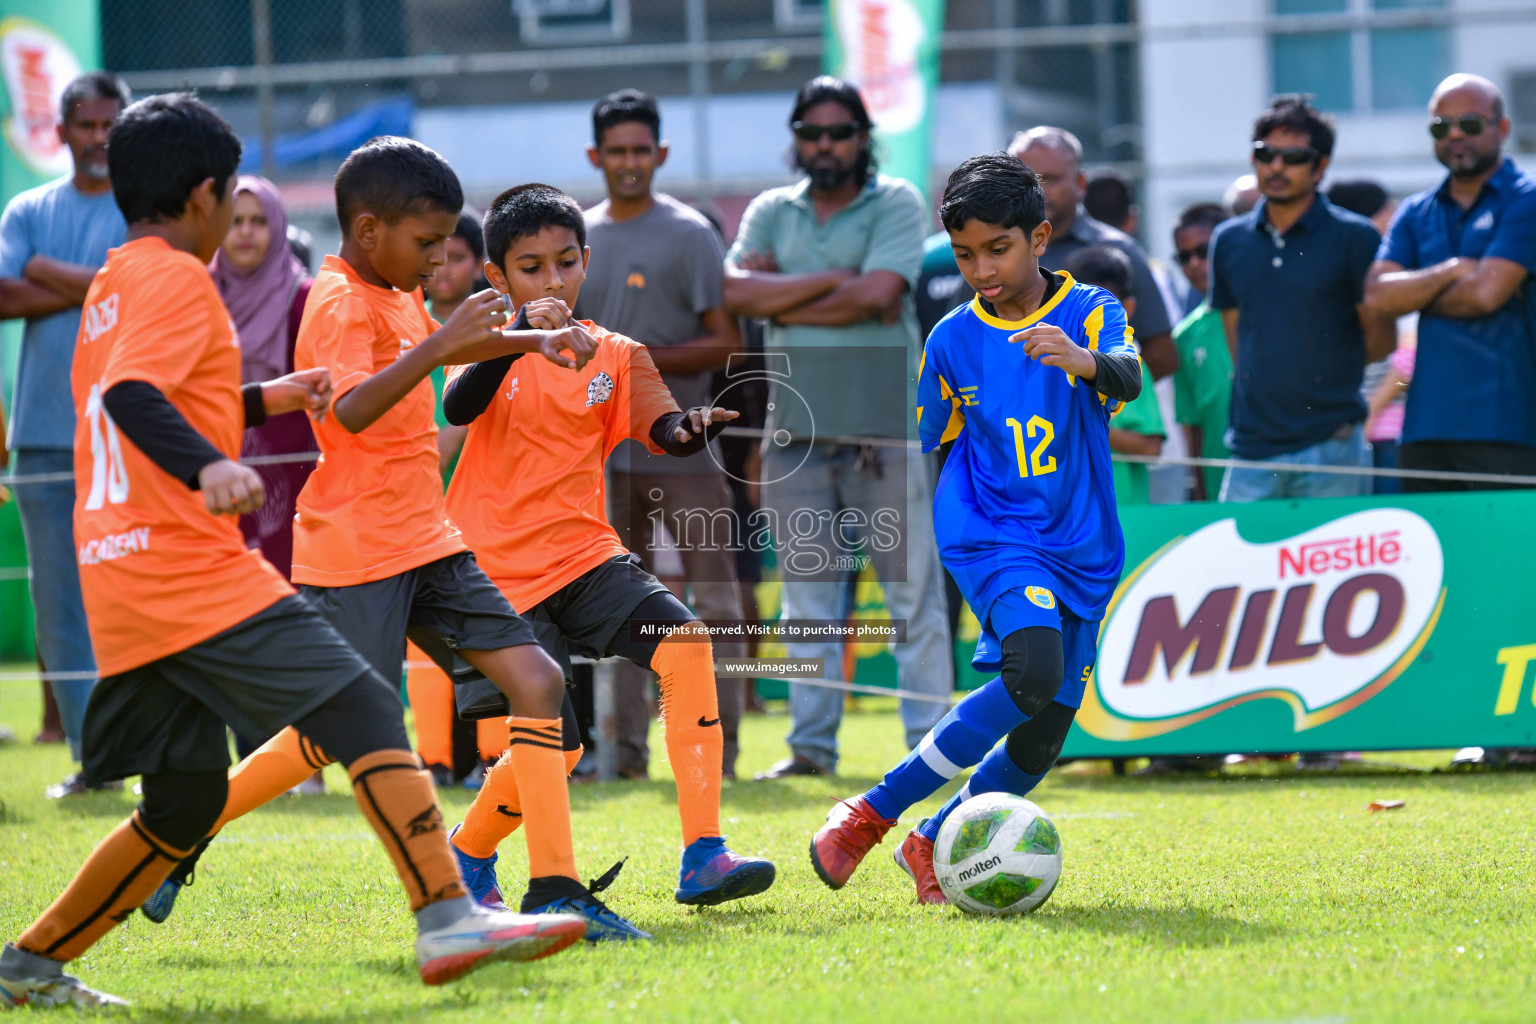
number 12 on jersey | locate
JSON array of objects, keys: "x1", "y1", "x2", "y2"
[
  {"x1": 84, "y1": 383, "x2": 129, "y2": 510},
  {"x1": 1006, "y1": 415, "x2": 1057, "y2": 478}
]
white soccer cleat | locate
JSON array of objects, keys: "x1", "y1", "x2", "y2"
[
  {"x1": 0, "y1": 972, "x2": 129, "y2": 1009},
  {"x1": 414, "y1": 907, "x2": 586, "y2": 985}
]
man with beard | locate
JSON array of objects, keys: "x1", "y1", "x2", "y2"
[
  {"x1": 0, "y1": 72, "x2": 130, "y2": 798},
  {"x1": 1364, "y1": 73, "x2": 1536, "y2": 769},
  {"x1": 724, "y1": 76, "x2": 953, "y2": 779}
]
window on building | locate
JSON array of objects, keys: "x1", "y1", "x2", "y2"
[{"x1": 1271, "y1": 0, "x2": 1449, "y2": 113}]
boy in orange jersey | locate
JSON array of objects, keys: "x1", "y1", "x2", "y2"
[
  {"x1": 0, "y1": 97, "x2": 584, "y2": 1011},
  {"x1": 138, "y1": 137, "x2": 623, "y2": 939},
  {"x1": 439, "y1": 184, "x2": 776, "y2": 929}
]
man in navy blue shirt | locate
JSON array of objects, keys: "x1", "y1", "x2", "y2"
[
  {"x1": 1364, "y1": 74, "x2": 1536, "y2": 771},
  {"x1": 1365, "y1": 74, "x2": 1536, "y2": 490},
  {"x1": 1210, "y1": 95, "x2": 1396, "y2": 502}
]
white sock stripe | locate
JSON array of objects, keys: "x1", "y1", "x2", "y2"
[{"x1": 917, "y1": 734, "x2": 962, "y2": 779}]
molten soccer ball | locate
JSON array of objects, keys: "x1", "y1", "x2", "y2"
[{"x1": 933, "y1": 793, "x2": 1062, "y2": 915}]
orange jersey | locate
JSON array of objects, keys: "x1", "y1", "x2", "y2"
[
  {"x1": 290, "y1": 255, "x2": 465, "y2": 586},
  {"x1": 70, "y1": 237, "x2": 294, "y2": 676},
  {"x1": 444, "y1": 323, "x2": 679, "y2": 611}
]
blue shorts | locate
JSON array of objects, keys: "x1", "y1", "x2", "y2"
[{"x1": 973, "y1": 585, "x2": 1100, "y2": 710}]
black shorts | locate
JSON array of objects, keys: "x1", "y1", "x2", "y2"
[
  {"x1": 81, "y1": 595, "x2": 373, "y2": 785},
  {"x1": 456, "y1": 553, "x2": 688, "y2": 720},
  {"x1": 300, "y1": 550, "x2": 541, "y2": 689}
]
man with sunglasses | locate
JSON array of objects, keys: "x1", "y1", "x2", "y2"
[
  {"x1": 1208, "y1": 94, "x2": 1397, "y2": 505},
  {"x1": 724, "y1": 76, "x2": 953, "y2": 780},
  {"x1": 1363, "y1": 73, "x2": 1536, "y2": 769}
]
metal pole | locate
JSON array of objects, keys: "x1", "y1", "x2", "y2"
[
  {"x1": 686, "y1": 0, "x2": 711, "y2": 198},
  {"x1": 253, "y1": 0, "x2": 277, "y2": 180},
  {"x1": 593, "y1": 660, "x2": 618, "y2": 782}
]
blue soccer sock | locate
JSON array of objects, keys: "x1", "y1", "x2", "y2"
[
  {"x1": 917, "y1": 741, "x2": 1047, "y2": 842},
  {"x1": 863, "y1": 677, "x2": 1025, "y2": 821}
]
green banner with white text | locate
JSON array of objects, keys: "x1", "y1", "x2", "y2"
[
  {"x1": 823, "y1": 0, "x2": 944, "y2": 206},
  {"x1": 0, "y1": 0, "x2": 99, "y2": 660},
  {"x1": 1062, "y1": 490, "x2": 1536, "y2": 757}
]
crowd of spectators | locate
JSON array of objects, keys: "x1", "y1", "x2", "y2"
[{"x1": 4, "y1": 67, "x2": 1533, "y2": 791}]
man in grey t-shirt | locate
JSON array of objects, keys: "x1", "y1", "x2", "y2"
[
  {"x1": 574, "y1": 89, "x2": 747, "y2": 778},
  {"x1": 0, "y1": 72, "x2": 129, "y2": 797}
]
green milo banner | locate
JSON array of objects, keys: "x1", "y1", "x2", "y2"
[
  {"x1": 0, "y1": 0, "x2": 100, "y2": 661},
  {"x1": 1062, "y1": 491, "x2": 1536, "y2": 757},
  {"x1": 823, "y1": 0, "x2": 945, "y2": 205}
]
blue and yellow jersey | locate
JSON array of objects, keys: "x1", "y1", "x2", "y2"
[{"x1": 917, "y1": 271, "x2": 1132, "y2": 626}]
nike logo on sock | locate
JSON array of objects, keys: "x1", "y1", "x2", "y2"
[
  {"x1": 495, "y1": 805, "x2": 522, "y2": 818},
  {"x1": 698, "y1": 715, "x2": 721, "y2": 728}
]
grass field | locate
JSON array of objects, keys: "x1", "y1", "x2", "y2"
[{"x1": 2, "y1": 679, "x2": 1533, "y2": 1024}]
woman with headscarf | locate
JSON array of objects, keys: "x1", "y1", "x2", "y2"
[
  {"x1": 210, "y1": 177, "x2": 322, "y2": 786},
  {"x1": 210, "y1": 175, "x2": 315, "y2": 580}
]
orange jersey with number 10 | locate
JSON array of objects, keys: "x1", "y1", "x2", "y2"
[{"x1": 70, "y1": 237, "x2": 294, "y2": 676}]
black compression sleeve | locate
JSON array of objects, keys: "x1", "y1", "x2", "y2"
[
  {"x1": 242, "y1": 383, "x2": 267, "y2": 428},
  {"x1": 442, "y1": 305, "x2": 530, "y2": 426},
  {"x1": 102, "y1": 380, "x2": 226, "y2": 490},
  {"x1": 649, "y1": 409, "x2": 728, "y2": 457},
  {"x1": 1089, "y1": 349, "x2": 1143, "y2": 403}
]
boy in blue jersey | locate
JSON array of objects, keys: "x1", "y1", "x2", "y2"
[{"x1": 808, "y1": 153, "x2": 1143, "y2": 903}]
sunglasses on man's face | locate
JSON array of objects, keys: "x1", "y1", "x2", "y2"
[
  {"x1": 791, "y1": 120, "x2": 861, "y2": 143},
  {"x1": 1252, "y1": 143, "x2": 1318, "y2": 166},
  {"x1": 1429, "y1": 113, "x2": 1489, "y2": 139},
  {"x1": 1176, "y1": 242, "x2": 1209, "y2": 265}
]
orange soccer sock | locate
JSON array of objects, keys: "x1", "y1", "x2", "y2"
[
  {"x1": 506, "y1": 717, "x2": 577, "y2": 881},
  {"x1": 654, "y1": 622, "x2": 723, "y2": 845},
  {"x1": 211, "y1": 726, "x2": 334, "y2": 833},
  {"x1": 453, "y1": 745, "x2": 582, "y2": 857},
  {"x1": 347, "y1": 749, "x2": 466, "y2": 911},
  {"x1": 405, "y1": 643, "x2": 454, "y2": 770},
  {"x1": 477, "y1": 716, "x2": 507, "y2": 762},
  {"x1": 16, "y1": 813, "x2": 192, "y2": 962}
]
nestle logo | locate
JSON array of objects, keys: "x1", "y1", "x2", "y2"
[
  {"x1": 957, "y1": 854, "x2": 1001, "y2": 882},
  {"x1": 1279, "y1": 531, "x2": 1400, "y2": 579}
]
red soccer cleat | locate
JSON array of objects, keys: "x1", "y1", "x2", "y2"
[
  {"x1": 893, "y1": 829, "x2": 948, "y2": 905},
  {"x1": 808, "y1": 797, "x2": 897, "y2": 890}
]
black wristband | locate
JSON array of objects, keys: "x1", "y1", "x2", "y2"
[{"x1": 242, "y1": 382, "x2": 268, "y2": 428}]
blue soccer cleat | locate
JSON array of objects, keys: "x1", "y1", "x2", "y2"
[
  {"x1": 140, "y1": 878, "x2": 182, "y2": 924},
  {"x1": 447, "y1": 823, "x2": 509, "y2": 912},
  {"x1": 675, "y1": 836, "x2": 776, "y2": 906},
  {"x1": 524, "y1": 859, "x2": 651, "y2": 942}
]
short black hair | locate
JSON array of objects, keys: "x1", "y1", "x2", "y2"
[
  {"x1": 1084, "y1": 172, "x2": 1134, "y2": 229},
  {"x1": 333, "y1": 136, "x2": 462, "y2": 231},
  {"x1": 452, "y1": 209, "x2": 485, "y2": 262},
  {"x1": 593, "y1": 88, "x2": 660, "y2": 147},
  {"x1": 482, "y1": 183, "x2": 586, "y2": 270},
  {"x1": 1173, "y1": 202, "x2": 1227, "y2": 239},
  {"x1": 107, "y1": 93, "x2": 240, "y2": 225},
  {"x1": 1253, "y1": 94, "x2": 1335, "y2": 159},
  {"x1": 1062, "y1": 244, "x2": 1133, "y2": 299},
  {"x1": 60, "y1": 71, "x2": 130, "y2": 123},
  {"x1": 790, "y1": 75, "x2": 872, "y2": 128},
  {"x1": 939, "y1": 153, "x2": 1047, "y2": 237},
  {"x1": 1327, "y1": 179, "x2": 1390, "y2": 220}
]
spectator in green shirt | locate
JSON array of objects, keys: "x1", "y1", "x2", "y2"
[
  {"x1": 1063, "y1": 246, "x2": 1164, "y2": 506},
  {"x1": 425, "y1": 210, "x2": 486, "y2": 481},
  {"x1": 1170, "y1": 203, "x2": 1233, "y2": 502}
]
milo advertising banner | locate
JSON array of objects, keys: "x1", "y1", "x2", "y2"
[
  {"x1": 823, "y1": 0, "x2": 945, "y2": 205},
  {"x1": 1062, "y1": 491, "x2": 1536, "y2": 756}
]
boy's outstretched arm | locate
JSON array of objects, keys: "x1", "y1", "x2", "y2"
[{"x1": 649, "y1": 406, "x2": 739, "y2": 457}]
